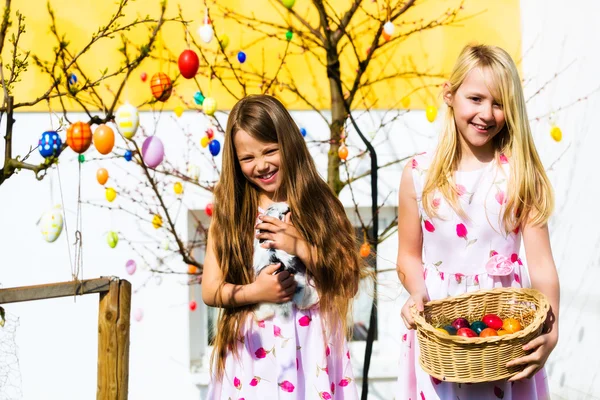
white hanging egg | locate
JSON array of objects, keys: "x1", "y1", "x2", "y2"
[
  {"x1": 198, "y1": 24, "x2": 214, "y2": 44},
  {"x1": 383, "y1": 21, "x2": 395, "y2": 36},
  {"x1": 115, "y1": 103, "x2": 139, "y2": 139},
  {"x1": 39, "y1": 206, "x2": 63, "y2": 243}
]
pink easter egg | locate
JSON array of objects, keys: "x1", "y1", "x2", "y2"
[{"x1": 125, "y1": 259, "x2": 137, "y2": 275}]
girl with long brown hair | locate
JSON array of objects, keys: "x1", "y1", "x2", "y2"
[{"x1": 202, "y1": 94, "x2": 363, "y2": 399}]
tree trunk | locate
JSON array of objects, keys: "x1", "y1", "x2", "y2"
[{"x1": 327, "y1": 54, "x2": 346, "y2": 195}]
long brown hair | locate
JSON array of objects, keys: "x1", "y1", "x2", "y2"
[{"x1": 210, "y1": 94, "x2": 363, "y2": 378}]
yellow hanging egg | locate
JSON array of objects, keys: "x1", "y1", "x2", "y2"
[
  {"x1": 425, "y1": 105, "x2": 438, "y2": 123},
  {"x1": 219, "y1": 34, "x2": 230, "y2": 49},
  {"x1": 200, "y1": 136, "x2": 210, "y2": 148},
  {"x1": 39, "y1": 206, "x2": 63, "y2": 243},
  {"x1": 203, "y1": 97, "x2": 217, "y2": 116},
  {"x1": 152, "y1": 214, "x2": 163, "y2": 229},
  {"x1": 550, "y1": 125, "x2": 562, "y2": 142},
  {"x1": 174, "y1": 106, "x2": 184, "y2": 117},
  {"x1": 115, "y1": 103, "x2": 139, "y2": 139},
  {"x1": 401, "y1": 97, "x2": 411, "y2": 108},
  {"x1": 174, "y1": 181, "x2": 184, "y2": 195},
  {"x1": 106, "y1": 187, "x2": 117, "y2": 202}
]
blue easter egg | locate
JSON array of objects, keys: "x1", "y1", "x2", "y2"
[
  {"x1": 300, "y1": 127, "x2": 307, "y2": 137},
  {"x1": 237, "y1": 51, "x2": 246, "y2": 63},
  {"x1": 68, "y1": 73, "x2": 77, "y2": 85},
  {"x1": 38, "y1": 131, "x2": 62, "y2": 158},
  {"x1": 470, "y1": 321, "x2": 487, "y2": 335},
  {"x1": 124, "y1": 150, "x2": 133, "y2": 161},
  {"x1": 209, "y1": 139, "x2": 221, "y2": 156},
  {"x1": 193, "y1": 91, "x2": 205, "y2": 105}
]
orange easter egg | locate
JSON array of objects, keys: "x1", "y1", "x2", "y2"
[
  {"x1": 66, "y1": 122, "x2": 92, "y2": 153},
  {"x1": 360, "y1": 242, "x2": 370, "y2": 257},
  {"x1": 502, "y1": 318, "x2": 522, "y2": 333},
  {"x1": 188, "y1": 264, "x2": 199, "y2": 274},
  {"x1": 479, "y1": 328, "x2": 498, "y2": 337},
  {"x1": 150, "y1": 72, "x2": 173, "y2": 102},
  {"x1": 93, "y1": 124, "x2": 115, "y2": 155},
  {"x1": 96, "y1": 168, "x2": 109, "y2": 185},
  {"x1": 338, "y1": 145, "x2": 348, "y2": 160}
]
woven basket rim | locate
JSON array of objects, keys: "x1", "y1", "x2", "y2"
[{"x1": 411, "y1": 287, "x2": 550, "y2": 345}]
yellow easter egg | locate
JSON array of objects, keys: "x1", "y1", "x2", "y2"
[
  {"x1": 426, "y1": 105, "x2": 437, "y2": 123},
  {"x1": 39, "y1": 206, "x2": 63, "y2": 243},
  {"x1": 200, "y1": 136, "x2": 210, "y2": 148},
  {"x1": 115, "y1": 103, "x2": 139, "y2": 139},
  {"x1": 219, "y1": 34, "x2": 230, "y2": 49},
  {"x1": 152, "y1": 214, "x2": 162, "y2": 229},
  {"x1": 401, "y1": 97, "x2": 411, "y2": 108},
  {"x1": 203, "y1": 97, "x2": 217, "y2": 116},
  {"x1": 106, "y1": 187, "x2": 117, "y2": 202},
  {"x1": 174, "y1": 181, "x2": 183, "y2": 195},
  {"x1": 174, "y1": 106, "x2": 184, "y2": 118},
  {"x1": 550, "y1": 125, "x2": 562, "y2": 142}
]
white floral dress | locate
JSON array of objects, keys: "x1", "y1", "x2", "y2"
[
  {"x1": 395, "y1": 152, "x2": 550, "y2": 400},
  {"x1": 208, "y1": 209, "x2": 358, "y2": 400}
]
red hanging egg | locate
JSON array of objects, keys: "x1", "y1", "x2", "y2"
[
  {"x1": 178, "y1": 49, "x2": 200, "y2": 79},
  {"x1": 189, "y1": 300, "x2": 197, "y2": 311},
  {"x1": 150, "y1": 72, "x2": 173, "y2": 102},
  {"x1": 205, "y1": 203, "x2": 214, "y2": 217},
  {"x1": 66, "y1": 122, "x2": 92, "y2": 153}
]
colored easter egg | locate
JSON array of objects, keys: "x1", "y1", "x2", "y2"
[
  {"x1": 237, "y1": 51, "x2": 247, "y2": 63},
  {"x1": 96, "y1": 168, "x2": 109, "y2": 185},
  {"x1": 300, "y1": 127, "x2": 307, "y2": 137},
  {"x1": 152, "y1": 214, "x2": 162, "y2": 229},
  {"x1": 206, "y1": 127, "x2": 214, "y2": 139},
  {"x1": 218, "y1": 34, "x2": 229, "y2": 49},
  {"x1": 383, "y1": 21, "x2": 395, "y2": 35},
  {"x1": 178, "y1": 49, "x2": 200, "y2": 79},
  {"x1": 442, "y1": 325, "x2": 457, "y2": 335},
  {"x1": 338, "y1": 145, "x2": 348, "y2": 160},
  {"x1": 502, "y1": 318, "x2": 522, "y2": 333},
  {"x1": 209, "y1": 139, "x2": 221, "y2": 156},
  {"x1": 435, "y1": 327, "x2": 448, "y2": 334},
  {"x1": 174, "y1": 182, "x2": 183, "y2": 195},
  {"x1": 125, "y1": 259, "x2": 137, "y2": 275},
  {"x1": 359, "y1": 242, "x2": 370, "y2": 258},
  {"x1": 451, "y1": 317, "x2": 470, "y2": 330},
  {"x1": 115, "y1": 103, "x2": 139, "y2": 139},
  {"x1": 66, "y1": 122, "x2": 92, "y2": 153},
  {"x1": 200, "y1": 136, "x2": 209, "y2": 148},
  {"x1": 193, "y1": 91, "x2": 205, "y2": 105},
  {"x1": 93, "y1": 124, "x2": 115, "y2": 155},
  {"x1": 189, "y1": 300, "x2": 197, "y2": 311},
  {"x1": 106, "y1": 231, "x2": 119, "y2": 248},
  {"x1": 479, "y1": 328, "x2": 498, "y2": 337},
  {"x1": 401, "y1": 97, "x2": 411, "y2": 108},
  {"x1": 205, "y1": 203, "x2": 213, "y2": 217},
  {"x1": 188, "y1": 264, "x2": 199, "y2": 274},
  {"x1": 150, "y1": 72, "x2": 172, "y2": 102},
  {"x1": 141, "y1": 136, "x2": 165, "y2": 168},
  {"x1": 124, "y1": 150, "x2": 133, "y2": 161},
  {"x1": 550, "y1": 125, "x2": 562, "y2": 142},
  {"x1": 282, "y1": 0, "x2": 295, "y2": 8},
  {"x1": 426, "y1": 105, "x2": 438, "y2": 123},
  {"x1": 174, "y1": 106, "x2": 184, "y2": 117},
  {"x1": 39, "y1": 206, "x2": 63, "y2": 243},
  {"x1": 106, "y1": 187, "x2": 117, "y2": 202},
  {"x1": 38, "y1": 131, "x2": 62, "y2": 158},
  {"x1": 497, "y1": 329, "x2": 510, "y2": 336},
  {"x1": 140, "y1": 72, "x2": 147, "y2": 82},
  {"x1": 203, "y1": 97, "x2": 217, "y2": 116},
  {"x1": 470, "y1": 320, "x2": 487, "y2": 335},
  {"x1": 456, "y1": 327, "x2": 477, "y2": 338},
  {"x1": 134, "y1": 308, "x2": 144, "y2": 322},
  {"x1": 482, "y1": 314, "x2": 503, "y2": 330},
  {"x1": 285, "y1": 30, "x2": 293, "y2": 41},
  {"x1": 198, "y1": 24, "x2": 214, "y2": 43}
]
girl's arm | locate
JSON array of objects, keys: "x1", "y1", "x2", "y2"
[
  {"x1": 397, "y1": 162, "x2": 429, "y2": 328},
  {"x1": 507, "y1": 221, "x2": 560, "y2": 380},
  {"x1": 202, "y1": 230, "x2": 297, "y2": 308}
]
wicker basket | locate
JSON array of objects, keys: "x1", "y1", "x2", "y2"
[{"x1": 412, "y1": 287, "x2": 550, "y2": 383}]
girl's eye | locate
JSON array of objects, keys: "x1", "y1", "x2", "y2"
[
  {"x1": 470, "y1": 97, "x2": 481, "y2": 102},
  {"x1": 266, "y1": 149, "x2": 278, "y2": 155},
  {"x1": 240, "y1": 157, "x2": 253, "y2": 162},
  {"x1": 493, "y1": 103, "x2": 503, "y2": 109}
]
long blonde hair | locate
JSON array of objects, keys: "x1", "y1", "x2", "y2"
[
  {"x1": 210, "y1": 95, "x2": 364, "y2": 378},
  {"x1": 422, "y1": 44, "x2": 554, "y2": 230}
]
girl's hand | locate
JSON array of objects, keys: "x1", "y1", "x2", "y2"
[
  {"x1": 251, "y1": 263, "x2": 297, "y2": 304},
  {"x1": 506, "y1": 331, "x2": 558, "y2": 381},
  {"x1": 401, "y1": 291, "x2": 429, "y2": 329},
  {"x1": 255, "y1": 213, "x2": 310, "y2": 260}
]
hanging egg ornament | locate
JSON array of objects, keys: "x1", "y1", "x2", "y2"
[
  {"x1": 300, "y1": 127, "x2": 307, "y2": 137},
  {"x1": 205, "y1": 203, "x2": 214, "y2": 217},
  {"x1": 200, "y1": 136, "x2": 210, "y2": 148},
  {"x1": 152, "y1": 214, "x2": 163, "y2": 229},
  {"x1": 38, "y1": 131, "x2": 62, "y2": 158},
  {"x1": 209, "y1": 139, "x2": 221, "y2": 156},
  {"x1": 174, "y1": 181, "x2": 183, "y2": 195},
  {"x1": 93, "y1": 124, "x2": 115, "y2": 155},
  {"x1": 124, "y1": 150, "x2": 133, "y2": 161},
  {"x1": 106, "y1": 231, "x2": 119, "y2": 248},
  {"x1": 382, "y1": 31, "x2": 391, "y2": 42},
  {"x1": 401, "y1": 96, "x2": 411, "y2": 108},
  {"x1": 203, "y1": 97, "x2": 217, "y2": 116},
  {"x1": 150, "y1": 72, "x2": 173, "y2": 102},
  {"x1": 68, "y1": 73, "x2": 78, "y2": 85},
  {"x1": 106, "y1": 187, "x2": 117, "y2": 202},
  {"x1": 134, "y1": 308, "x2": 144, "y2": 322},
  {"x1": 198, "y1": 16, "x2": 214, "y2": 43},
  {"x1": 206, "y1": 127, "x2": 215, "y2": 139},
  {"x1": 174, "y1": 106, "x2": 184, "y2": 118},
  {"x1": 142, "y1": 136, "x2": 165, "y2": 168},
  {"x1": 66, "y1": 122, "x2": 92, "y2": 153},
  {"x1": 383, "y1": 21, "x2": 395, "y2": 36},
  {"x1": 360, "y1": 242, "x2": 371, "y2": 258},
  {"x1": 338, "y1": 145, "x2": 348, "y2": 160},
  {"x1": 78, "y1": 154, "x2": 85, "y2": 163},
  {"x1": 425, "y1": 105, "x2": 438, "y2": 123},
  {"x1": 188, "y1": 264, "x2": 199, "y2": 274},
  {"x1": 189, "y1": 300, "x2": 198, "y2": 311},
  {"x1": 282, "y1": 0, "x2": 296, "y2": 8},
  {"x1": 178, "y1": 49, "x2": 200, "y2": 79},
  {"x1": 285, "y1": 30, "x2": 293, "y2": 41},
  {"x1": 96, "y1": 168, "x2": 109, "y2": 185},
  {"x1": 193, "y1": 91, "x2": 205, "y2": 105},
  {"x1": 140, "y1": 72, "x2": 147, "y2": 82},
  {"x1": 39, "y1": 206, "x2": 64, "y2": 243},
  {"x1": 237, "y1": 51, "x2": 247, "y2": 63},
  {"x1": 125, "y1": 259, "x2": 137, "y2": 275},
  {"x1": 218, "y1": 34, "x2": 230, "y2": 49},
  {"x1": 550, "y1": 125, "x2": 562, "y2": 142},
  {"x1": 115, "y1": 103, "x2": 139, "y2": 139}
]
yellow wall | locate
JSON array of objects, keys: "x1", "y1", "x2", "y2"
[{"x1": 3, "y1": 0, "x2": 520, "y2": 111}]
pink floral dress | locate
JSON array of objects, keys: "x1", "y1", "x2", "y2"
[
  {"x1": 208, "y1": 209, "x2": 358, "y2": 400},
  {"x1": 395, "y1": 152, "x2": 550, "y2": 400}
]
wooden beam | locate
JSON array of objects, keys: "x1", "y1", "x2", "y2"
[
  {"x1": 97, "y1": 279, "x2": 131, "y2": 400},
  {"x1": 0, "y1": 278, "x2": 112, "y2": 304}
]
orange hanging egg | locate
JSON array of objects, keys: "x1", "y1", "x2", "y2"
[
  {"x1": 338, "y1": 145, "x2": 348, "y2": 160},
  {"x1": 96, "y1": 168, "x2": 109, "y2": 185},
  {"x1": 360, "y1": 242, "x2": 371, "y2": 258},
  {"x1": 93, "y1": 124, "x2": 115, "y2": 155},
  {"x1": 66, "y1": 122, "x2": 92, "y2": 153},
  {"x1": 150, "y1": 72, "x2": 173, "y2": 102},
  {"x1": 188, "y1": 264, "x2": 199, "y2": 274}
]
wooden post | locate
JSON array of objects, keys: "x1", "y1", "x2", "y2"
[{"x1": 97, "y1": 279, "x2": 131, "y2": 400}]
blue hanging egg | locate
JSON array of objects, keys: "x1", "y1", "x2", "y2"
[
  {"x1": 68, "y1": 73, "x2": 78, "y2": 85},
  {"x1": 300, "y1": 127, "x2": 307, "y2": 137},
  {"x1": 209, "y1": 139, "x2": 221, "y2": 156},
  {"x1": 237, "y1": 51, "x2": 247, "y2": 64},
  {"x1": 38, "y1": 131, "x2": 62, "y2": 158},
  {"x1": 124, "y1": 150, "x2": 133, "y2": 161},
  {"x1": 193, "y1": 91, "x2": 205, "y2": 105}
]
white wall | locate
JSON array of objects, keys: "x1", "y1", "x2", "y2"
[{"x1": 1, "y1": 0, "x2": 600, "y2": 399}]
